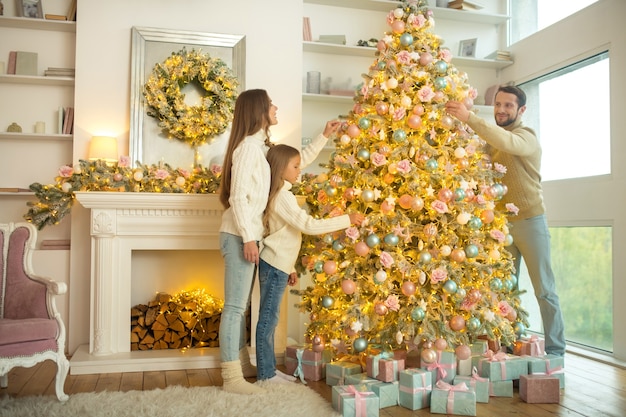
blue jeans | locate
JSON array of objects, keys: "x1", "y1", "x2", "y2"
[
  {"x1": 219, "y1": 233, "x2": 256, "y2": 362},
  {"x1": 256, "y1": 259, "x2": 289, "y2": 380},
  {"x1": 509, "y1": 215, "x2": 566, "y2": 356}
]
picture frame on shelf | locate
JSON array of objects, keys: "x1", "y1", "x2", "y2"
[
  {"x1": 459, "y1": 38, "x2": 477, "y2": 58},
  {"x1": 17, "y1": 0, "x2": 43, "y2": 19}
]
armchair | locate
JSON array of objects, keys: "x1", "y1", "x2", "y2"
[{"x1": 0, "y1": 222, "x2": 69, "y2": 401}]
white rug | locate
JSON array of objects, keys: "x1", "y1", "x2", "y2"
[{"x1": 0, "y1": 381, "x2": 341, "y2": 417}]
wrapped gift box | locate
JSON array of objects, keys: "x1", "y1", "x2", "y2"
[
  {"x1": 478, "y1": 352, "x2": 528, "y2": 381},
  {"x1": 477, "y1": 335, "x2": 505, "y2": 353},
  {"x1": 527, "y1": 354, "x2": 565, "y2": 388},
  {"x1": 398, "y1": 368, "x2": 432, "y2": 410},
  {"x1": 333, "y1": 385, "x2": 379, "y2": 417},
  {"x1": 366, "y1": 353, "x2": 400, "y2": 380},
  {"x1": 345, "y1": 372, "x2": 379, "y2": 387},
  {"x1": 513, "y1": 335, "x2": 545, "y2": 357},
  {"x1": 421, "y1": 350, "x2": 457, "y2": 384},
  {"x1": 377, "y1": 358, "x2": 405, "y2": 382},
  {"x1": 489, "y1": 380, "x2": 513, "y2": 397},
  {"x1": 519, "y1": 374, "x2": 560, "y2": 403},
  {"x1": 470, "y1": 340, "x2": 489, "y2": 355},
  {"x1": 370, "y1": 381, "x2": 399, "y2": 408},
  {"x1": 430, "y1": 380, "x2": 477, "y2": 416},
  {"x1": 454, "y1": 369, "x2": 490, "y2": 403},
  {"x1": 284, "y1": 345, "x2": 332, "y2": 381},
  {"x1": 327, "y1": 361, "x2": 363, "y2": 386}
]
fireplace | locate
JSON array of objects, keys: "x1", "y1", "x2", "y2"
[{"x1": 70, "y1": 192, "x2": 285, "y2": 375}]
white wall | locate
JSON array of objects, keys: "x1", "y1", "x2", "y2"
[
  {"x1": 68, "y1": 0, "x2": 302, "y2": 353},
  {"x1": 500, "y1": 0, "x2": 626, "y2": 361}
]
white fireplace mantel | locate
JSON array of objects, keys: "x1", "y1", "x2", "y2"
[{"x1": 69, "y1": 192, "x2": 273, "y2": 374}]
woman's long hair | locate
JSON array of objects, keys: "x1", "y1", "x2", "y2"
[
  {"x1": 263, "y1": 144, "x2": 300, "y2": 235},
  {"x1": 218, "y1": 89, "x2": 273, "y2": 208}
]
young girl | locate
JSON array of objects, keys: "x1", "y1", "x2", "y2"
[
  {"x1": 256, "y1": 144, "x2": 365, "y2": 383},
  {"x1": 218, "y1": 89, "x2": 341, "y2": 394}
]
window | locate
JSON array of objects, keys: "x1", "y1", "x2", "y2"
[
  {"x1": 510, "y1": 0, "x2": 599, "y2": 45},
  {"x1": 519, "y1": 52, "x2": 610, "y2": 182},
  {"x1": 518, "y1": 226, "x2": 613, "y2": 352}
]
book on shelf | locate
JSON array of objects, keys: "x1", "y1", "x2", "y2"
[
  {"x1": 44, "y1": 67, "x2": 75, "y2": 77},
  {"x1": 0, "y1": 187, "x2": 31, "y2": 193},
  {"x1": 485, "y1": 50, "x2": 512, "y2": 61},
  {"x1": 40, "y1": 239, "x2": 71, "y2": 250},
  {"x1": 303, "y1": 17, "x2": 312, "y2": 42},
  {"x1": 62, "y1": 106, "x2": 74, "y2": 135},
  {"x1": 7, "y1": 51, "x2": 17, "y2": 75},
  {"x1": 448, "y1": 0, "x2": 483, "y2": 10},
  {"x1": 45, "y1": 14, "x2": 67, "y2": 21},
  {"x1": 15, "y1": 51, "x2": 38, "y2": 76},
  {"x1": 67, "y1": 0, "x2": 77, "y2": 21},
  {"x1": 58, "y1": 106, "x2": 65, "y2": 134}
]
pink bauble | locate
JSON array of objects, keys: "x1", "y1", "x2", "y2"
[
  {"x1": 419, "y1": 52, "x2": 433, "y2": 66},
  {"x1": 480, "y1": 209, "x2": 495, "y2": 224},
  {"x1": 398, "y1": 194, "x2": 414, "y2": 209},
  {"x1": 434, "y1": 338, "x2": 448, "y2": 351},
  {"x1": 323, "y1": 260, "x2": 337, "y2": 275},
  {"x1": 342, "y1": 279, "x2": 357, "y2": 295},
  {"x1": 449, "y1": 315, "x2": 466, "y2": 331},
  {"x1": 391, "y1": 20, "x2": 405, "y2": 34},
  {"x1": 309, "y1": 313, "x2": 317, "y2": 321},
  {"x1": 312, "y1": 335, "x2": 322, "y2": 345},
  {"x1": 457, "y1": 158, "x2": 470, "y2": 170},
  {"x1": 463, "y1": 97, "x2": 474, "y2": 110},
  {"x1": 422, "y1": 340, "x2": 433, "y2": 349},
  {"x1": 344, "y1": 187, "x2": 355, "y2": 201},
  {"x1": 347, "y1": 124, "x2": 361, "y2": 138},
  {"x1": 434, "y1": 91, "x2": 445, "y2": 101},
  {"x1": 464, "y1": 189, "x2": 475, "y2": 202},
  {"x1": 507, "y1": 309, "x2": 518, "y2": 322},
  {"x1": 401, "y1": 281, "x2": 416, "y2": 296},
  {"x1": 377, "y1": 40, "x2": 387, "y2": 52},
  {"x1": 381, "y1": 200, "x2": 395, "y2": 215},
  {"x1": 407, "y1": 114, "x2": 422, "y2": 129},
  {"x1": 440, "y1": 115, "x2": 455, "y2": 129},
  {"x1": 438, "y1": 188, "x2": 453, "y2": 202},
  {"x1": 375, "y1": 302, "x2": 388, "y2": 316},
  {"x1": 375, "y1": 101, "x2": 389, "y2": 115},
  {"x1": 450, "y1": 248, "x2": 466, "y2": 263},
  {"x1": 355, "y1": 241, "x2": 370, "y2": 256},
  {"x1": 468, "y1": 289, "x2": 482, "y2": 303},
  {"x1": 423, "y1": 223, "x2": 437, "y2": 238},
  {"x1": 312, "y1": 340, "x2": 325, "y2": 352},
  {"x1": 412, "y1": 104, "x2": 425, "y2": 115},
  {"x1": 421, "y1": 348, "x2": 437, "y2": 364},
  {"x1": 455, "y1": 344, "x2": 472, "y2": 361}
]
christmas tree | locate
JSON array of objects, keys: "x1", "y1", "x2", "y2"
[{"x1": 294, "y1": 0, "x2": 529, "y2": 360}]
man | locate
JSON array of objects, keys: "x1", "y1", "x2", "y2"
[{"x1": 445, "y1": 85, "x2": 566, "y2": 356}]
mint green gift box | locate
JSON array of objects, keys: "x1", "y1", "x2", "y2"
[
  {"x1": 478, "y1": 353, "x2": 528, "y2": 381},
  {"x1": 488, "y1": 380, "x2": 513, "y2": 397},
  {"x1": 398, "y1": 368, "x2": 432, "y2": 410},
  {"x1": 326, "y1": 361, "x2": 363, "y2": 386},
  {"x1": 345, "y1": 372, "x2": 379, "y2": 387},
  {"x1": 370, "y1": 381, "x2": 399, "y2": 408},
  {"x1": 430, "y1": 381, "x2": 476, "y2": 416},
  {"x1": 333, "y1": 385, "x2": 379, "y2": 417},
  {"x1": 527, "y1": 354, "x2": 565, "y2": 388},
  {"x1": 454, "y1": 373, "x2": 489, "y2": 403}
]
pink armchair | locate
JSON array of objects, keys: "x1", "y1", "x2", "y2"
[{"x1": 0, "y1": 222, "x2": 69, "y2": 401}]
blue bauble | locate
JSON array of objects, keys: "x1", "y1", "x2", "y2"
[
  {"x1": 442, "y1": 280, "x2": 458, "y2": 294},
  {"x1": 464, "y1": 244, "x2": 479, "y2": 258},
  {"x1": 492, "y1": 183, "x2": 505, "y2": 199},
  {"x1": 400, "y1": 33, "x2": 414, "y2": 46},
  {"x1": 419, "y1": 251, "x2": 432, "y2": 264},
  {"x1": 425, "y1": 159, "x2": 438, "y2": 172},
  {"x1": 411, "y1": 307, "x2": 425, "y2": 321},
  {"x1": 323, "y1": 234, "x2": 334, "y2": 245},
  {"x1": 508, "y1": 274, "x2": 518, "y2": 287},
  {"x1": 392, "y1": 129, "x2": 407, "y2": 143},
  {"x1": 366, "y1": 234, "x2": 381, "y2": 248},
  {"x1": 353, "y1": 337, "x2": 368, "y2": 353},
  {"x1": 325, "y1": 186, "x2": 338, "y2": 196},
  {"x1": 455, "y1": 287, "x2": 467, "y2": 299},
  {"x1": 489, "y1": 277, "x2": 503, "y2": 292},
  {"x1": 332, "y1": 239, "x2": 345, "y2": 251},
  {"x1": 377, "y1": 61, "x2": 386, "y2": 70},
  {"x1": 321, "y1": 295, "x2": 334, "y2": 309},
  {"x1": 467, "y1": 317, "x2": 481, "y2": 332},
  {"x1": 514, "y1": 322, "x2": 526, "y2": 336},
  {"x1": 434, "y1": 76, "x2": 448, "y2": 90},
  {"x1": 434, "y1": 60, "x2": 448, "y2": 74},
  {"x1": 357, "y1": 148, "x2": 370, "y2": 161},
  {"x1": 358, "y1": 117, "x2": 371, "y2": 130},
  {"x1": 468, "y1": 216, "x2": 483, "y2": 230},
  {"x1": 504, "y1": 234, "x2": 514, "y2": 246},
  {"x1": 314, "y1": 260, "x2": 324, "y2": 273},
  {"x1": 454, "y1": 188, "x2": 466, "y2": 201},
  {"x1": 503, "y1": 279, "x2": 514, "y2": 292},
  {"x1": 384, "y1": 233, "x2": 400, "y2": 246}
]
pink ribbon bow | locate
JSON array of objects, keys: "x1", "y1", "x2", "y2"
[
  {"x1": 436, "y1": 380, "x2": 469, "y2": 414},
  {"x1": 482, "y1": 349, "x2": 509, "y2": 379},
  {"x1": 344, "y1": 385, "x2": 375, "y2": 417}
]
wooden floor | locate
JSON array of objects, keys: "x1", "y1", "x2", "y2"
[{"x1": 2, "y1": 351, "x2": 625, "y2": 416}]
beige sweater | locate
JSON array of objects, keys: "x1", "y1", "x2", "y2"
[{"x1": 466, "y1": 113, "x2": 545, "y2": 220}]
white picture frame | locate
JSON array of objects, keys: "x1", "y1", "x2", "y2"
[
  {"x1": 459, "y1": 38, "x2": 478, "y2": 58},
  {"x1": 17, "y1": 0, "x2": 43, "y2": 19}
]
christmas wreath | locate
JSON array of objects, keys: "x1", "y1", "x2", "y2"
[{"x1": 143, "y1": 48, "x2": 239, "y2": 148}]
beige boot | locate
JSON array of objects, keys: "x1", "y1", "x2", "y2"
[
  {"x1": 239, "y1": 347, "x2": 257, "y2": 378},
  {"x1": 221, "y1": 360, "x2": 264, "y2": 395}
]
